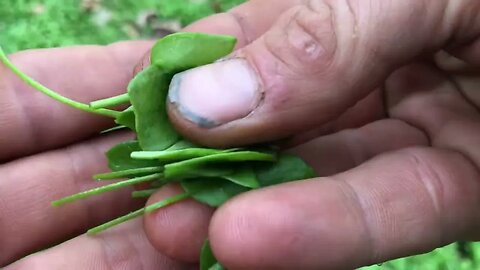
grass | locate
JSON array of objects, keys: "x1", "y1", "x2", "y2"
[
  {"x1": 1, "y1": 0, "x2": 478, "y2": 269},
  {"x1": 0, "y1": 0, "x2": 242, "y2": 53}
]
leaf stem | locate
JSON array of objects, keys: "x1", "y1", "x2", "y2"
[
  {"x1": 52, "y1": 173, "x2": 162, "y2": 206},
  {"x1": 87, "y1": 208, "x2": 145, "y2": 235},
  {"x1": 131, "y1": 148, "x2": 225, "y2": 161},
  {"x1": 100, "y1": 125, "x2": 127, "y2": 134},
  {"x1": 0, "y1": 46, "x2": 120, "y2": 118},
  {"x1": 151, "y1": 180, "x2": 167, "y2": 188},
  {"x1": 144, "y1": 193, "x2": 190, "y2": 213},
  {"x1": 87, "y1": 193, "x2": 189, "y2": 235},
  {"x1": 90, "y1": 93, "x2": 130, "y2": 109},
  {"x1": 131, "y1": 189, "x2": 159, "y2": 198},
  {"x1": 94, "y1": 166, "x2": 163, "y2": 180},
  {"x1": 164, "y1": 151, "x2": 276, "y2": 179}
]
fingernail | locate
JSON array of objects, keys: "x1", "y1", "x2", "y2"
[{"x1": 168, "y1": 58, "x2": 260, "y2": 128}]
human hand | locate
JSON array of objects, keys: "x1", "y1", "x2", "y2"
[
  {"x1": 141, "y1": 0, "x2": 480, "y2": 269},
  {"x1": 0, "y1": 42, "x2": 197, "y2": 269}
]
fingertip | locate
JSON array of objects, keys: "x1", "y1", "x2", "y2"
[
  {"x1": 208, "y1": 184, "x2": 320, "y2": 270},
  {"x1": 143, "y1": 184, "x2": 214, "y2": 263},
  {"x1": 208, "y1": 189, "x2": 275, "y2": 269},
  {"x1": 209, "y1": 180, "x2": 370, "y2": 270}
]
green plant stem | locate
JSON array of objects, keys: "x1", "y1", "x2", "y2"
[
  {"x1": 94, "y1": 166, "x2": 163, "y2": 180},
  {"x1": 52, "y1": 173, "x2": 162, "y2": 206},
  {"x1": 100, "y1": 125, "x2": 127, "y2": 134},
  {"x1": 87, "y1": 208, "x2": 144, "y2": 235},
  {"x1": 90, "y1": 93, "x2": 130, "y2": 109},
  {"x1": 0, "y1": 46, "x2": 120, "y2": 118},
  {"x1": 87, "y1": 193, "x2": 190, "y2": 235},
  {"x1": 131, "y1": 189, "x2": 159, "y2": 198},
  {"x1": 151, "y1": 180, "x2": 167, "y2": 188},
  {"x1": 164, "y1": 151, "x2": 276, "y2": 178},
  {"x1": 131, "y1": 148, "x2": 226, "y2": 160},
  {"x1": 144, "y1": 193, "x2": 190, "y2": 213}
]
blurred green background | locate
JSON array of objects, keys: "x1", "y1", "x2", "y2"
[{"x1": 1, "y1": 0, "x2": 478, "y2": 269}]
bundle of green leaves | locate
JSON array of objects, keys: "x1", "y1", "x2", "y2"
[{"x1": 0, "y1": 33, "x2": 316, "y2": 270}]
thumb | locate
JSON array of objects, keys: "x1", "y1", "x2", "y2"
[{"x1": 167, "y1": 0, "x2": 480, "y2": 148}]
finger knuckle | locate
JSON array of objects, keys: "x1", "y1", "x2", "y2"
[
  {"x1": 402, "y1": 148, "x2": 446, "y2": 216},
  {"x1": 400, "y1": 147, "x2": 480, "y2": 240},
  {"x1": 264, "y1": 1, "x2": 337, "y2": 76}
]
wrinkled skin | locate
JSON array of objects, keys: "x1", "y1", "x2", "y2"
[{"x1": 1, "y1": 0, "x2": 480, "y2": 269}]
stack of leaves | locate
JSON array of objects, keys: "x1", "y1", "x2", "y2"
[{"x1": 0, "y1": 33, "x2": 316, "y2": 270}]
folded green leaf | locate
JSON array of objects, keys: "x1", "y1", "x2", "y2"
[
  {"x1": 164, "y1": 151, "x2": 276, "y2": 179},
  {"x1": 181, "y1": 178, "x2": 249, "y2": 207},
  {"x1": 166, "y1": 140, "x2": 199, "y2": 150},
  {"x1": 106, "y1": 140, "x2": 160, "y2": 171},
  {"x1": 151, "y1": 32, "x2": 237, "y2": 72},
  {"x1": 169, "y1": 164, "x2": 235, "y2": 179},
  {"x1": 223, "y1": 166, "x2": 260, "y2": 188},
  {"x1": 255, "y1": 153, "x2": 316, "y2": 187},
  {"x1": 128, "y1": 65, "x2": 179, "y2": 151}
]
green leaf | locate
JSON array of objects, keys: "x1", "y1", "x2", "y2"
[
  {"x1": 128, "y1": 65, "x2": 179, "y2": 151},
  {"x1": 106, "y1": 140, "x2": 159, "y2": 172},
  {"x1": 151, "y1": 32, "x2": 237, "y2": 72},
  {"x1": 223, "y1": 166, "x2": 260, "y2": 188},
  {"x1": 115, "y1": 106, "x2": 136, "y2": 131},
  {"x1": 166, "y1": 140, "x2": 199, "y2": 150},
  {"x1": 200, "y1": 239, "x2": 217, "y2": 270},
  {"x1": 172, "y1": 164, "x2": 235, "y2": 179},
  {"x1": 181, "y1": 178, "x2": 249, "y2": 207},
  {"x1": 164, "y1": 151, "x2": 276, "y2": 179},
  {"x1": 255, "y1": 153, "x2": 316, "y2": 187}
]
